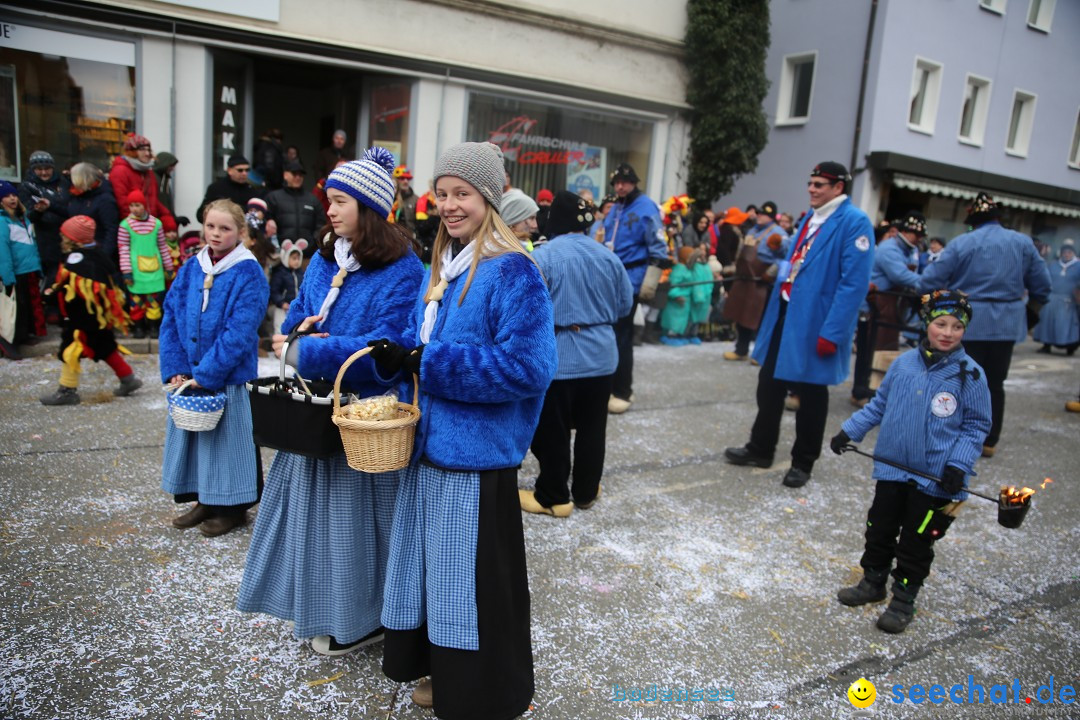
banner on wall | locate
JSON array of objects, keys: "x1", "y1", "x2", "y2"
[{"x1": 566, "y1": 145, "x2": 605, "y2": 198}]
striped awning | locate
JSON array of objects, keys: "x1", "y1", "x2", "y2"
[{"x1": 892, "y1": 173, "x2": 1080, "y2": 219}]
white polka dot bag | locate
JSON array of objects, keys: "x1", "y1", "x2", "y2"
[{"x1": 167, "y1": 379, "x2": 227, "y2": 432}]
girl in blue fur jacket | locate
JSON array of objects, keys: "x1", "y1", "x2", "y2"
[
  {"x1": 829, "y1": 290, "x2": 991, "y2": 635},
  {"x1": 369, "y1": 142, "x2": 556, "y2": 720},
  {"x1": 237, "y1": 149, "x2": 424, "y2": 656},
  {"x1": 159, "y1": 199, "x2": 269, "y2": 537}
]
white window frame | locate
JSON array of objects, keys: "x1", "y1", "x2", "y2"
[
  {"x1": 775, "y1": 51, "x2": 817, "y2": 127},
  {"x1": 979, "y1": 0, "x2": 1007, "y2": 14},
  {"x1": 1005, "y1": 89, "x2": 1037, "y2": 158},
  {"x1": 907, "y1": 57, "x2": 943, "y2": 135},
  {"x1": 1026, "y1": 0, "x2": 1055, "y2": 31},
  {"x1": 1068, "y1": 107, "x2": 1080, "y2": 170},
  {"x1": 958, "y1": 74, "x2": 992, "y2": 147}
]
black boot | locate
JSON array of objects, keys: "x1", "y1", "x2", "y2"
[
  {"x1": 837, "y1": 568, "x2": 888, "y2": 606},
  {"x1": 877, "y1": 580, "x2": 918, "y2": 634},
  {"x1": 132, "y1": 319, "x2": 147, "y2": 339}
]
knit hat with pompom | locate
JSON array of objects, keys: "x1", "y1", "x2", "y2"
[{"x1": 325, "y1": 147, "x2": 397, "y2": 218}]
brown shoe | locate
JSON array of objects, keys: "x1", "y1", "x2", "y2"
[
  {"x1": 981, "y1": 445, "x2": 996, "y2": 458},
  {"x1": 1066, "y1": 400, "x2": 1080, "y2": 413},
  {"x1": 172, "y1": 502, "x2": 213, "y2": 529},
  {"x1": 199, "y1": 513, "x2": 247, "y2": 537},
  {"x1": 412, "y1": 677, "x2": 433, "y2": 708}
]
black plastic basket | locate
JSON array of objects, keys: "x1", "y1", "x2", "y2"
[{"x1": 246, "y1": 328, "x2": 345, "y2": 458}]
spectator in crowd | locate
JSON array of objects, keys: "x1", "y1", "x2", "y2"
[
  {"x1": 661, "y1": 245, "x2": 712, "y2": 345},
  {"x1": 118, "y1": 189, "x2": 174, "y2": 339},
  {"x1": 153, "y1": 151, "x2": 180, "y2": 219},
  {"x1": 314, "y1": 129, "x2": 353, "y2": 181},
  {"x1": 413, "y1": 180, "x2": 439, "y2": 265},
  {"x1": 521, "y1": 190, "x2": 632, "y2": 517},
  {"x1": 777, "y1": 212, "x2": 794, "y2": 234},
  {"x1": 19, "y1": 151, "x2": 68, "y2": 304},
  {"x1": 680, "y1": 212, "x2": 710, "y2": 250},
  {"x1": 0, "y1": 181, "x2": 45, "y2": 350},
  {"x1": 109, "y1": 134, "x2": 178, "y2": 248},
  {"x1": 711, "y1": 206, "x2": 747, "y2": 270},
  {"x1": 919, "y1": 192, "x2": 1051, "y2": 458},
  {"x1": 1032, "y1": 238, "x2": 1078, "y2": 355},
  {"x1": 922, "y1": 236, "x2": 946, "y2": 268},
  {"x1": 592, "y1": 193, "x2": 616, "y2": 246},
  {"x1": 725, "y1": 161, "x2": 874, "y2": 489},
  {"x1": 285, "y1": 145, "x2": 301, "y2": 165},
  {"x1": 500, "y1": 188, "x2": 540, "y2": 251},
  {"x1": 252, "y1": 128, "x2": 285, "y2": 190},
  {"x1": 265, "y1": 161, "x2": 324, "y2": 257},
  {"x1": 196, "y1": 155, "x2": 263, "y2": 223},
  {"x1": 535, "y1": 188, "x2": 554, "y2": 239},
  {"x1": 392, "y1": 165, "x2": 418, "y2": 241},
  {"x1": 723, "y1": 201, "x2": 789, "y2": 361},
  {"x1": 267, "y1": 239, "x2": 306, "y2": 333},
  {"x1": 65, "y1": 163, "x2": 120, "y2": 262}
]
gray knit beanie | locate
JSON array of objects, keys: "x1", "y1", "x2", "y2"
[
  {"x1": 499, "y1": 189, "x2": 539, "y2": 226},
  {"x1": 433, "y1": 142, "x2": 505, "y2": 211}
]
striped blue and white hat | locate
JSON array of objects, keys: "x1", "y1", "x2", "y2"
[{"x1": 325, "y1": 146, "x2": 397, "y2": 218}]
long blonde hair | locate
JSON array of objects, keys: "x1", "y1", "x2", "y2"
[{"x1": 425, "y1": 203, "x2": 541, "y2": 305}]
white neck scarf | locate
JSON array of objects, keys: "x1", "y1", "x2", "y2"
[
  {"x1": 196, "y1": 244, "x2": 257, "y2": 312},
  {"x1": 1059, "y1": 256, "x2": 1077, "y2": 274},
  {"x1": 316, "y1": 237, "x2": 362, "y2": 326},
  {"x1": 419, "y1": 240, "x2": 485, "y2": 344}
]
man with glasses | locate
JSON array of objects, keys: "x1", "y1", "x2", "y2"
[
  {"x1": 196, "y1": 154, "x2": 264, "y2": 223},
  {"x1": 725, "y1": 161, "x2": 874, "y2": 489}
]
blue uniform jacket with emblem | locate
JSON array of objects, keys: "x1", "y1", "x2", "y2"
[
  {"x1": 283, "y1": 250, "x2": 423, "y2": 393},
  {"x1": 841, "y1": 346, "x2": 991, "y2": 500},
  {"x1": 159, "y1": 254, "x2": 269, "y2": 390},
  {"x1": 601, "y1": 190, "x2": 669, "y2": 294},
  {"x1": 870, "y1": 236, "x2": 921, "y2": 291},
  {"x1": 750, "y1": 219, "x2": 790, "y2": 266},
  {"x1": 919, "y1": 221, "x2": 1051, "y2": 342},
  {"x1": 751, "y1": 197, "x2": 874, "y2": 385},
  {"x1": 402, "y1": 251, "x2": 557, "y2": 470}
]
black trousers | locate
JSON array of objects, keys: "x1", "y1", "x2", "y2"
[
  {"x1": 383, "y1": 467, "x2": 534, "y2": 720},
  {"x1": 961, "y1": 340, "x2": 1013, "y2": 447},
  {"x1": 734, "y1": 323, "x2": 754, "y2": 357},
  {"x1": 747, "y1": 300, "x2": 829, "y2": 472},
  {"x1": 174, "y1": 443, "x2": 264, "y2": 515},
  {"x1": 612, "y1": 298, "x2": 638, "y2": 400},
  {"x1": 851, "y1": 315, "x2": 874, "y2": 400},
  {"x1": 861, "y1": 481, "x2": 956, "y2": 591},
  {"x1": 531, "y1": 374, "x2": 613, "y2": 507}
]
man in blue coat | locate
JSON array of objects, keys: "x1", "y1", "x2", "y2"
[
  {"x1": 725, "y1": 162, "x2": 874, "y2": 488},
  {"x1": 919, "y1": 192, "x2": 1051, "y2": 458},
  {"x1": 602, "y1": 163, "x2": 669, "y2": 414}
]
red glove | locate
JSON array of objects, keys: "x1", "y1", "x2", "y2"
[{"x1": 817, "y1": 337, "x2": 837, "y2": 357}]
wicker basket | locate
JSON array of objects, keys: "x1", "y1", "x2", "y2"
[
  {"x1": 168, "y1": 379, "x2": 226, "y2": 432},
  {"x1": 331, "y1": 346, "x2": 421, "y2": 473}
]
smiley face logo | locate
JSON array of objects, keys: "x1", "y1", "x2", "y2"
[{"x1": 848, "y1": 678, "x2": 876, "y2": 708}]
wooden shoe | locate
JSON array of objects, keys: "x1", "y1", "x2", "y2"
[
  {"x1": 172, "y1": 502, "x2": 213, "y2": 529},
  {"x1": 198, "y1": 513, "x2": 247, "y2": 537},
  {"x1": 784, "y1": 394, "x2": 800, "y2": 412},
  {"x1": 981, "y1": 445, "x2": 996, "y2": 458},
  {"x1": 607, "y1": 395, "x2": 631, "y2": 414},
  {"x1": 1067, "y1": 400, "x2": 1080, "y2": 413},
  {"x1": 723, "y1": 351, "x2": 747, "y2": 361},
  {"x1": 412, "y1": 677, "x2": 433, "y2": 708},
  {"x1": 311, "y1": 627, "x2": 384, "y2": 656},
  {"x1": 519, "y1": 489, "x2": 572, "y2": 517}
]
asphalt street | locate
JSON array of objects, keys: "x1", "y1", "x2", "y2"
[{"x1": 1, "y1": 339, "x2": 1077, "y2": 720}]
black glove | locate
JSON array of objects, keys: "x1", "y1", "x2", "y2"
[
  {"x1": 941, "y1": 466, "x2": 965, "y2": 496},
  {"x1": 176, "y1": 215, "x2": 191, "y2": 227},
  {"x1": 367, "y1": 338, "x2": 409, "y2": 374},
  {"x1": 829, "y1": 430, "x2": 851, "y2": 455},
  {"x1": 402, "y1": 345, "x2": 425, "y2": 376}
]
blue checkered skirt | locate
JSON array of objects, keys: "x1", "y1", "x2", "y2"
[
  {"x1": 161, "y1": 384, "x2": 258, "y2": 506},
  {"x1": 236, "y1": 452, "x2": 400, "y2": 643},
  {"x1": 382, "y1": 463, "x2": 481, "y2": 651}
]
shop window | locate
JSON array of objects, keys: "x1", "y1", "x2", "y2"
[
  {"x1": 368, "y1": 81, "x2": 410, "y2": 167},
  {"x1": 776, "y1": 52, "x2": 816, "y2": 126},
  {"x1": 1026, "y1": 0, "x2": 1055, "y2": 30},
  {"x1": 1005, "y1": 90, "x2": 1036, "y2": 157},
  {"x1": 466, "y1": 92, "x2": 652, "y2": 202},
  {"x1": 1067, "y1": 108, "x2": 1080, "y2": 169},
  {"x1": 958, "y1": 74, "x2": 991, "y2": 146},
  {"x1": 0, "y1": 46, "x2": 135, "y2": 178},
  {"x1": 979, "y1": 0, "x2": 1007, "y2": 14},
  {"x1": 908, "y1": 58, "x2": 943, "y2": 135}
]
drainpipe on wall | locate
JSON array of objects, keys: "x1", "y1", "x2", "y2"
[{"x1": 850, "y1": 0, "x2": 878, "y2": 186}]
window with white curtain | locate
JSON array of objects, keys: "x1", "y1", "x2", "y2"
[
  {"x1": 908, "y1": 58, "x2": 943, "y2": 134},
  {"x1": 1026, "y1": 0, "x2": 1055, "y2": 31},
  {"x1": 1005, "y1": 90, "x2": 1037, "y2": 157},
  {"x1": 958, "y1": 74, "x2": 992, "y2": 146}
]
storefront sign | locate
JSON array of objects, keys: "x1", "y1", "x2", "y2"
[
  {"x1": 212, "y1": 59, "x2": 246, "y2": 175},
  {"x1": 488, "y1": 116, "x2": 589, "y2": 166}
]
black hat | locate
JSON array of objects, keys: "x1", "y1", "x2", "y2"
[
  {"x1": 227, "y1": 154, "x2": 250, "y2": 168},
  {"x1": 609, "y1": 163, "x2": 639, "y2": 185},
  {"x1": 599, "y1": 193, "x2": 618, "y2": 208},
  {"x1": 284, "y1": 160, "x2": 306, "y2": 174},
  {"x1": 898, "y1": 211, "x2": 927, "y2": 237},
  {"x1": 545, "y1": 190, "x2": 596, "y2": 239},
  {"x1": 920, "y1": 289, "x2": 972, "y2": 327},
  {"x1": 810, "y1": 161, "x2": 851, "y2": 184},
  {"x1": 965, "y1": 191, "x2": 998, "y2": 226},
  {"x1": 760, "y1": 201, "x2": 778, "y2": 218}
]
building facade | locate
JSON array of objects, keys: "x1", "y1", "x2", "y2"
[
  {"x1": 730, "y1": 0, "x2": 1079, "y2": 250},
  {"x1": 1, "y1": 0, "x2": 692, "y2": 227}
]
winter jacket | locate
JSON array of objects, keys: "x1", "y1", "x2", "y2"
[
  {"x1": 109, "y1": 156, "x2": 177, "y2": 233},
  {"x1": 153, "y1": 152, "x2": 179, "y2": 216},
  {"x1": 158, "y1": 249, "x2": 269, "y2": 390},
  {"x1": 394, "y1": 251, "x2": 556, "y2": 471},
  {"x1": 0, "y1": 212, "x2": 42, "y2": 286},
  {"x1": 65, "y1": 182, "x2": 121, "y2": 262},
  {"x1": 842, "y1": 346, "x2": 991, "y2": 500},
  {"x1": 751, "y1": 197, "x2": 874, "y2": 386},
  {"x1": 196, "y1": 178, "x2": 264, "y2": 223},
  {"x1": 284, "y1": 249, "x2": 423, "y2": 392},
  {"x1": 265, "y1": 186, "x2": 326, "y2": 249},
  {"x1": 602, "y1": 189, "x2": 668, "y2": 294},
  {"x1": 269, "y1": 263, "x2": 304, "y2": 309},
  {"x1": 870, "y1": 236, "x2": 921, "y2": 291},
  {"x1": 19, "y1": 170, "x2": 69, "y2": 271},
  {"x1": 919, "y1": 221, "x2": 1052, "y2": 342}
]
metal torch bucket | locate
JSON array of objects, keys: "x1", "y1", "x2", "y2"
[{"x1": 997, "y1": 493, "x2": 1032, "y2": 529}]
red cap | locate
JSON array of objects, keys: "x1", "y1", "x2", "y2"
[
  {"x1": 61, "y1": 215, "x2": 98, "y2": 245},
  {"x1": 537, "y1": 189, "x2": 554, "y2": 203},
  {"x1": 126, "y1": 189, "x2": 147, "y2": 206},
  {"x1": 123, "y1": 133, "x2": 151, "y2": 151}
]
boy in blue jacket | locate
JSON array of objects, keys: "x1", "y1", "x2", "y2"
[{"x1": 829, "y1": 290, "x2": 991, "y2": 633}]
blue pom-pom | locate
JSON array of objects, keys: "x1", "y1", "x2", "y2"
[{"x1": 364, "y1": 146, "x2": 396, "y2": 174}]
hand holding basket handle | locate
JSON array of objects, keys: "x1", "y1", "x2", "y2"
[{"x1": 368, "y1": 339, "x2": 424, "y2": 376}]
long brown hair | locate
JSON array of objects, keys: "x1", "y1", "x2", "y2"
[
  {"x1": 425, "y1": 202, "x2": 541, "y2": 305},
  {"x1": 317, "y1": 201, "x2": 413, "y2": 268}
]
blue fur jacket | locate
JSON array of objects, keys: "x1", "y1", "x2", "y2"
[
  {"x1": 284, "y1": 248, "x2": 423, "y2": 394},
  {"x1": 397, "y1": 251, "x2": 556, "y2": 471},
  {"x1": 159, "y1": 251, "x2": 269, "y2": 390}
]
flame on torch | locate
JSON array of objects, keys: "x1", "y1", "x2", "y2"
[{"x1": 1000, "y1": 485, "x2": 1035, "y2": 506}]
